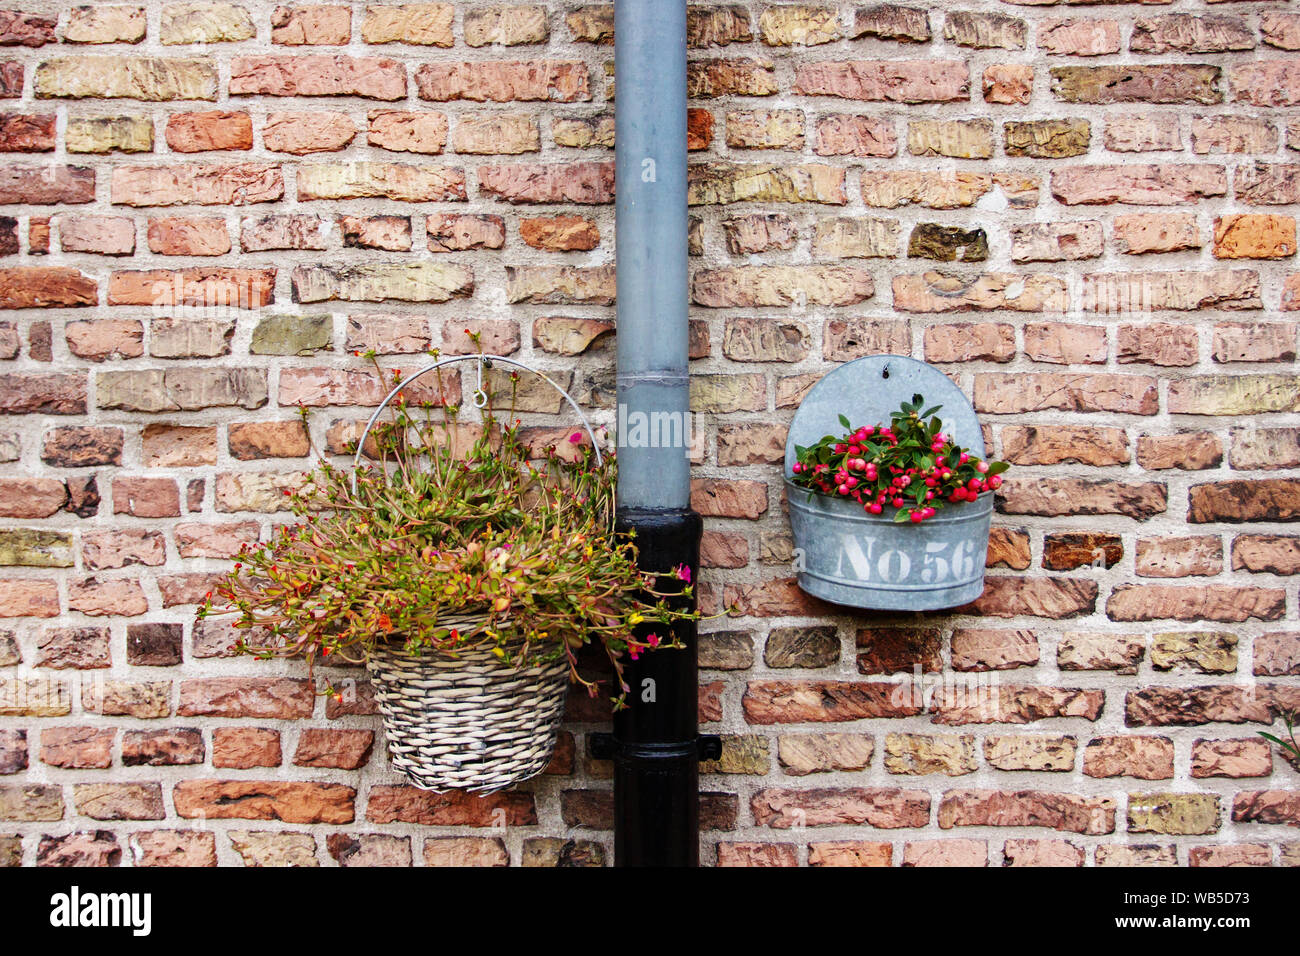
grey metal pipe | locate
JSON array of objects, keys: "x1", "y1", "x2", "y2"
[
  {"x1": 604, "y1": 0, "x2": 711, "y2": 867},
  {"x1": 614, "y1": 0, "x2": 690, "y2": 510}
]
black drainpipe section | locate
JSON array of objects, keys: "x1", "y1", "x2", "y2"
[{"x1": 588, "y1": 0, "x2": 719, "y2": 867}]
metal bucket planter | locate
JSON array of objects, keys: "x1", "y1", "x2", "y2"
[
  {"x1": 784, "y1": 355, "x2": 992, "y2": 611},
  {"x1": 366, "y1": 636, "x2": 569, "y2": 793},
  {"x1": 351, "y1": 354, "x2": 598, "y2": 792}
]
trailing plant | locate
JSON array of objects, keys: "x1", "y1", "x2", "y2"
[
  {"x1": 199, "y1": 347, "x2": 695, "y2": 709},
  {"x1": 790, "y1": 393, "x2": 1008, "y2": 523},
  {"x1": 1260, "y1": 711, "x2": 1300, "y2": 770}
]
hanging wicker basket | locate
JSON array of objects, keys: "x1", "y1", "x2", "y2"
[
  {"x1": 351, "y1": 354, "x2": 598, "y2": 793},
  {"x1": 366, "y1": 635, "x2": 569, "y2": 793}
]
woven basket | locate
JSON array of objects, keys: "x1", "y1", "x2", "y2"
[{"x1": 365, "y1": 636, "x2": 569, "y2": 793}]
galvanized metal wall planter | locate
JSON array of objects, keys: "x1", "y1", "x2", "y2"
[{"x1": 784, "y1": 355, "x2": 993, "y2": 611}]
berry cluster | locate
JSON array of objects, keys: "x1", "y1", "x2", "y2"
[{"x1": 790, "y1": 394, "x2": 1008, "y2": 523}]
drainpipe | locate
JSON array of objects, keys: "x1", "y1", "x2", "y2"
[{"x1": 589, "y1": 0, "x2": 717, "y2": 867}]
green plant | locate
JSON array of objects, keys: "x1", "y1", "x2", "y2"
[
  {"x1": 1260, "y1": 711, "x2": 1300, "y2": 769},
  {"x1": 790, "y1": 393, "x2": 1008, "y2": 523},
  {"x1": 199, "y1": 349, "x2": 695, "y2": 709}
]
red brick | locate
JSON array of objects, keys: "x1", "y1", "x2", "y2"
[
  {"x1": 212, "y1": 728, "x2": 282, "y2": 768},
  {"x1": 165, "y1": 111, "x2": 252, "y2": 152},
  {"x1": 975, "y1": 372, "x2": 1157, "y2": 415},
  {"x1": 230, "y1": 55, "x2": 405, "y2": 99},
  {"x1": 939, "y1": 789, "x2": 1115, "y2": 834},
  {"x1": 1108, "y1": 585, "x2": 1283, "y2": 623},
  {"x1": 366, "y1": 786, "x2": 536, "y2": 826},
  {"x1": 174, "y1": 780, "x2": 354, "y2": 824},
  {"x1": 146, "y1": 217, "x2": 231, "y2": 256},
  {"x1": 112, "y1": 477, "x2": 180, "y2": 518},
  {"x1": 40, "y1": 726, "x2": 113, "y2": 769},
  {"x1": 752, "y1": 787, "x2": 930, "y2": 828},
  {"x1": 1083, "y1": 736, "x2": 1174, "y2": 780},
  {"x1": 1135, "y1": 536, "x2": 1223, "y2": 577},
  {"x1": 793, "y1": 60, "x2": 969, "y2": 102},
  {"x1": 415, "y1": 60, "x2": 588, "y2": 102},
  {"x1": 293, "y1": 729, "x2": 374, "y2": 769},
  {"x1": 743, "y1": 681, "x2": 922, "y2": 724},
  {"x1": 1137, "y1": 433, "x2": 1223, "y2": 471},
  {"x1": 903, "y1": 839, "x2": 988, "y2": 867},
  {"x1": 178, "y1": 678, "x2": 314, "y2": 719}
]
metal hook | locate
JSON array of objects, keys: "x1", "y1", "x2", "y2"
[
  {"x1": 882, "y1": 362, "x2": 890, "y2": 379},
  {"x1": 473, "y1": 356, "x2": 488, "y2": 409}
]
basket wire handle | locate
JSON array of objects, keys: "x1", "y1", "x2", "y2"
[{"x1": 350, "y1": 354, "x2": 603, "y2": 488}]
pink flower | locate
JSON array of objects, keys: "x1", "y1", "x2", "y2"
[
  {"x1": 647, "y1": 633, "x2": 661, "y2": 648},
  {"x1": 569, "y1": 432, "x2": 582, "y2": 444},
  {"x1": 674, "y1": 563, "x2": 691, "y2": 584}
]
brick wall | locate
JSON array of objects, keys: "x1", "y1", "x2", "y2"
[{"x1": 0, "y1": 0, "x2": 1296, "y2": 868}]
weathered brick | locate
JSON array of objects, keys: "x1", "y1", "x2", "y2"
[
  {"x1": 40, "y1": 726, "x2": 113, "y2": 768},
  {"x1": 1191, "y1": 739, "x2": 1272, "y2": 779},
  {"x1": 1052, "y1": 65, "x2": 1221, "y2": 104},
  {"x1": 1136, "y1": 538, "x2": 1223, "y2": 578},
  {"x1": 1083, "y1": 736, "x2": 1174, "y2": 780},
  {"x1": 1231, "y1": 427, "x2": 1300, "y2": 470},
  {"x1": 1213, "y1": 214, "x2": 1296, "y2": 259},
  {"x1": 939, "y1": 790, "x2": 1115, "y2": 835},
  {"x1": 984, "y1": 736, "x2": 1077, "y2": 772},
  {"x1": 1193, "y1": 115, "x2": 1277, "y2": 155},
  {"x1": 464, "y1": 5, "x2": 548, "y2": 46},
  {"x1": 689, "y1": 162, "x2": 844, "y2": 205},
  {"x1": 451, "y1": 114, "x2": 536, "y2": 154},
  {"x1": 894, "y1": 272, "x2": 1064, "y2": 313},
  {"x1": 983, "y1": 63, "x2": 1032, "y2": 104},
  {"x1": 963, "y1": 578, "x2": 1099, "y2": 621},
  {"x1": 230, "y1": 55, "x2": 406, "y2": 100},
  {"x1": 264, "y1": 110, "x2": 356, "y2": 154},
  {"x1": 1129, "y1": 793, "x2": 1220, "y2": 835},
  {"x1": 1173, "y1": 376, "x2": 1300, "y2": 416},
  {"x1": 36, "y1": 57, "x2": 217, "y2": 100},
  {"x1": 752, "y1": 787, "x2": 929, "y2": 828},
  {"x1": 814, "y1": 114, "x2": 896, "y2": 157},
  {"x1": 1231, "y1": 62, "x2": 1300, "y2": 108},
  {"x1": 175, "y1": 780, "x2": 352, "y2": 824},
  {"x1": 178, "y1": 678, "x2": 314, "y2": 718},
  {"x1": 794, "y1": 60, "x2": 969, "y2": 102},
  {"x1": 1114, "y1": 213, "x2": 1201, "y2": 255},
  {"x1": 359, "y1": 3, "x2": 453, "y2": 45},
  {"x1": 924, "y1": 323, "x2": 1012, "y2": 362},
  {"x1": 1085, "y1": 270, "x2": 1259, "y2": 313},
  {"x1": 1212, "y1": 323, "x2": 1297, "y2": 363},
  {"x1": 812, "y1": 218, "x2": 900, "y2": 258},
  {"x1": 689, "y1": 58, "x2": 779, "y2": 97},
  {"x1": 1038, "y1": 18, "x2": 1119, "y2": 56},
  {"x1": 908, "y1": 119, "x2": 993, "y2": 159},
  {"x1": 1108, "y1": 584, "x2": 1284, "y2": 623},
  {"x1": 1236, "y1": 163, "x2": 1300, "y2": 206},
  {"x1": 271, "y1": 5, "x2": 351, "y2": 45},
  {"x1": 416, "y1": 60, "x2": 587, "y2": 102},
  {"x1": 67, "y1": 116, "x2": 153, "y2": 154},
  {"x1": 1137, "y1": 433, "x2": 1222, "y2": 471},
  {"x1": 694, "y1": 265, "x2": 871, "y2": 308},
  {"x1": 64, "y1": 6, "x2": 147, "y2": 44},
  {"x1": 744, "y1": 681, "x2": 921, "y2": 724},
  {"x1": 1105, "y1": 114, "x2": 1181, "y2": 153},
  {"x1": 851, "y1": 5, "x2": 930, "y2": 43}
]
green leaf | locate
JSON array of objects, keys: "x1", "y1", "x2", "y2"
[
  {"x1": 838, "y1": 413, "x2": 851, "y2": 429},
  {"x1": 920, "y1": 404, "x2": 942, "y2": 419},
  {"x1": 892, "y1": 508, "x2": 909, "y2": 523}
]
